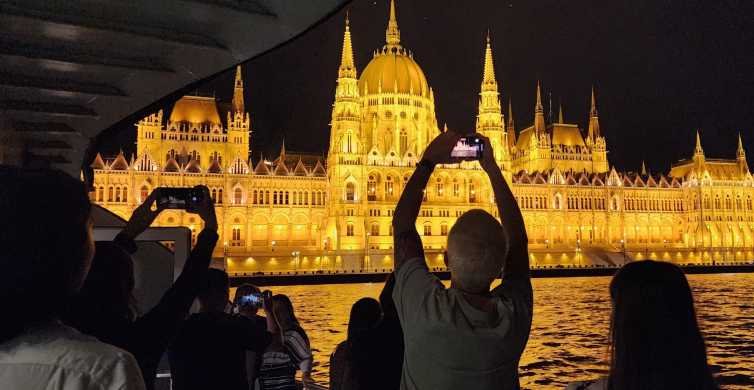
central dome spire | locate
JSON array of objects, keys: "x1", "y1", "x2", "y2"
[{"x1": 385, "y1": 0, "x2": 401, "y2": 48}]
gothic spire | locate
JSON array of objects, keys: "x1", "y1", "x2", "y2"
[
  {"x1": 558, "y1": 103, "x2": 564, "y2": 123},
  {"x1": 338, "y1": 13, "x2": 356, "y2": 79},
  {"x1": 232, "y1": 65, "x2": 244, "y2": 113},
  {"x1": 385, "y1": 0, "x2": 401, "y2": 48},
  {"x1": 590, "y1": 86, "x2": 598, "y2": 117},
  {"x1": 587, "y1": 87, "x2": 601, "y2": 140},
  {"x1": 534, "y1": 81, "x2": 546, "y2": 134},
  {"x1": 641, "y1": 160, "x2": 647, "y2": 176},
  {"x1": 507, "y1": 99, "x2": 516, "y2": 148},
  {"x1": 738, "y1": 132, "x2": 749, "y2": 173},
  {"x1": 695, "y1": 130, "x2": 704, "y2": 156},
  {"x1": 481, "y1": 31, "x2": 496, "y2": 88}
]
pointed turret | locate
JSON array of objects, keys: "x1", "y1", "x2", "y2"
[
  {"x1": 280, "y1": 138, "x2": 287, "y2": 161},
  {"x1": 558, "y1": 104, "x2": 564, "y2": 124},
  {"x1": 385, "y1": 0, "x2": 401, "y2": 48},
  {"x1": 338, "y1": 13, "x2": 356, "y2": 79},
  {"x1": 587, "y1": 86, "x2": 601, "y2": 140},
  {"x1": 694, "y1": 130, "x2": 704, "y2": 156},
  {"x1": 475, "y1": 33, "x2": 505, "y2": 162},
  {"x1": 641, "y1": 160, "x2": 647, "y2": 176},
  {"x1": 232, "y1": 65, "x2": 244, "y2": 114},
  {"x1": 534, "y1": 81, "x2": 546, "y2": 134},
  {"x1": 507, "y1": 99, "x2": 516, "y2": 149},
  {"x1": 737, "y1": 132, "x2": 749, "y2": 173}
]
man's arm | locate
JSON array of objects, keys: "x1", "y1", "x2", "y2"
[
  {"x1": 478, "y1": 136, "x2": 530, "y2": 280},
  {"x1": 392, "y1": 130, "x2": 462, "y2": 271}
]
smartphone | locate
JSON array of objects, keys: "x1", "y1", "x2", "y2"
[
  {"x1": 238, "y1": 291, "x2": 271, "y2": 308},
  {"x1": 450, "y1": 137, "x2": 484, "y2": 159},
  {"x1": 156, "y1": 187, "x2": 203, "y2": 210}
]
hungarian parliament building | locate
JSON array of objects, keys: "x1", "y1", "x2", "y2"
[{"x1": 92, "y1": 1, "x2": 754, "y2": 272}]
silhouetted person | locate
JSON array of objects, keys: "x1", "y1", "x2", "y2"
[
  {"x1": 392, "y1": 132, "x2": 533, "y2": 389},
  {"x1": 0, "y1": 167, "x2": 145, "y2": 390},
  {"x1": 233, "y1": 283, "x2": 268, "y2": 388},
  {"x1": 259, "y1": 294, "x2": 313, "y2": 390},
  {"x1": 63, "y1": 187, "x2": 218, "y2": 390},
  {"x1": 169, "y1": 269, "x2": 271, "y2": 390},
  {"x1": 330, "y1": 298, "x2": 382, "y2": 390},
  {"x1": 330, "y1": 274, "x2": 404, "y2": 390},
  {"x1": 566, "y1": 260, "x2": 718, "y2": 390}
]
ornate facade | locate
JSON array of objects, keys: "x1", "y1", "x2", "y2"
[{"x1": 92, "y1": 1, "x2": 754, "y2": 272}]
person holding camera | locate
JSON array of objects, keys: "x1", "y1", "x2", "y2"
[
  {"x1": 168, "y1": 269, "x2": 272, "y2": 390},
  {"x1": 63, "y1": 185, "x2": 219, "y2": 390},
  {"x1": 234, "y1": 283, "x2": 269, "y2": 387},
  {"x1": 391, "y1": 131, "x2": 533, "y2": 390}
]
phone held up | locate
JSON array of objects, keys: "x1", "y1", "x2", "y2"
[
  {"x1": 450, "y1": 136, "x2": 484, "y2": 159},
  {"x1": 238, "y1": 291, "x2": 272, "y2": 309},
  {"x1": 156, "y1": 187, "x2": 204, "y2": 211}
]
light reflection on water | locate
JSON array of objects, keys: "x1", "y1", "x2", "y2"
[{"x1": 255, "y1": 273, "x2": 754, "y2": 389}]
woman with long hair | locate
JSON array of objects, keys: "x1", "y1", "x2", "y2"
[
  {"x1": 63, "y1": 187, "x2": 218, "y2": 390},
  {"x1": 329, "y1": 298, "x2": 382, "y2": 390},
  {"x1": 567, "y1": 260, "x2": 718, "y2": 390},
  {"x1": 259, "y1": 294, "x2": 313, "y2": 390},
  {"x1": 0, "y1": 167, "x2": 145, "y2": 390}
]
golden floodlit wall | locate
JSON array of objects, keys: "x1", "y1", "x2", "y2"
[{"x1": 92, "y1": 1, "x2": 754, "y2": 272}]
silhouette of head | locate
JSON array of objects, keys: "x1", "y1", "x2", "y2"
[
  {"x1": 446, "y1": 209, "x2": 507, "y2": 293},
  {"x1": 271, "y1": 294, "x2": 300, "y2": 332},
  {"x1": 234, "y1": 283, "x2": 261, "y2": 317},
  {"x1": 0, "y1": 167, "x2": 92, "y2": 342},
  {"x1": 198, "y1": 268, "x2": 229, "y2": 312},
  {"x1": 70, "y1": 242, "x2": 137, "y2": 322},
  {"x1": 348, "y1": 298, "x2": 382, "y2": 340},
  {"x1": 608, "y1": 260, "x2": 717, "y2": 390}
]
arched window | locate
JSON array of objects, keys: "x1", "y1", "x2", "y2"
[
  {"x1": 385, "y1": 176, "x2": 394, "y2": 198},
  {"x1": 441, "y1": 223, "x2": 449, "y2": 236},
  {"x1": 453, "y1": 179, "x2": 460, "y2": 197},
  {"x1": 97, "y1": 186, "x2": 104, "y2": 202},
  {"x1": 346, "y1": 223, "x2": 354, "y2": 236},
  {"x1": 423, "y1": 224, "x2": 432, "y2": 236},
  {"x1": 211, "y1": 188, "x2": 217, "y2": 203},
  {"x1": 367, "y1": 176, "x2": 377, "y2": 201},
  {"x1": 725, "y1": 196, "x2": 732, "y2": 210},
  {"x1": 370, "y1": 223, "x2": 380, "y2": 237},
  {"x1": 107, "y1": 186, "x2": 114, "y2": 202},
  {"x1": 436, "y1": 177, "x2": 444, "y2": 197},
  {"x1": 714, "y1": 196, "x2": 721, "y2": 209},
  {"x1": 345, "y1": 182, "x2": 356, "y2": 201},
  {"x1": 232, "y1": 225, "x2": 242, "y2": 243},
  {"x1": 218, "y1": 188, "x2": 223, "y2": 204},
  {"x1": 140, "y1": 186, "x2": 149, "y2": 203},
  {"x1": 399, "y1": 129, "x2": 408, "y2": 154},
  {"x1": 114, "y1": 186, "x2": 121, "y2": 202},
  {"x1": 469, "y1": 182, "x2": 477, "y2": 203},
  {"x1": 234, "y1": 188, "x2": 243, "y2": 205}
]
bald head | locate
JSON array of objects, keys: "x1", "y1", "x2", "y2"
[{"x1": 447, "y1": 209, "x2": 508, "y2": 293}]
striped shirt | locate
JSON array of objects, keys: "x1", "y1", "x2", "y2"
[{"x1": 259, "y1": 328, "x2": 312, "y2": 390}]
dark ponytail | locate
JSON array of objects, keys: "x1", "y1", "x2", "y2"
[{"x1": 0, "y1": 167, "x2": 91, "y2": 343}]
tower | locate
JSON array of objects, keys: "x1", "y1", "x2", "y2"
[
  {"x1": 327, "y1": 14, "x2": 361, "y2": 157},
  {"x1": 475, "y1": 32, "x2": 507, "y2": 165},
  {"x1": 587, "y1": 87, "x2": 600, "y2": 141},
  {"x1": 534, "y1": 81, "x2": 546, "y2": 135},
  {"x1": 737, "y1": 133, "x2": 749, "y2": 174},
  {"x1": 588, "y1": 87, "x2": 608, "y2": 172},
  {"x1": 507, "y1": 99, "x2": 516, "y2": 150},
  {"x1": 227, "y1": 65, "x2": 251, "y2": 161}
]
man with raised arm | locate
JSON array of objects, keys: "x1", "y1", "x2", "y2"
[{"x1": 392, "y1": 130, "x2": 533, "y2": 390}]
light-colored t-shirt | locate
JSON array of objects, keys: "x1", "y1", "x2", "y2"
[
  {"x1": 393, "y1": 257, "x2": 533, "y2": 390},
  {"x1": 0, "y1": 321, "x2": 145, "y2": 390}
]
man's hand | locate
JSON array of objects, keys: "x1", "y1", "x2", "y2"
[
  {"x1": 422, "y1": 130, "x2": 463, "y2": 165},
  {"x1": 191, "y1": 185, "x2": 217, "y2": 232},
  {"x1": 475, "y1": 133, "x2": 498, "y2": 173},
  {"x1": 121, "y1": 190, "x2": 165, "y2": 239}
]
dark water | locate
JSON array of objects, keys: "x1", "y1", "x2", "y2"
[{"x1": 262, "y1": 274, "x2": 754, "y2": 389}]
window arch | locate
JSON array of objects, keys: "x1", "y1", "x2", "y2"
[
  {"x1": 436, "y1": 177, "x2": 444, "y2": 197},
  {"x1": 234, "y1": 187, "x2": 243, "y2": 205},
  {"x1": 367, "y1": 175, "x2": 377, "y2": 201},
  {"x1": 385, "y1": 176, "x2": 394, "y2": 198},
  {"x1": 370, "y1": 223, "x2": 380, "y2": 237},
  {"x1": 217, "y1": 188, "x2": 223, "y2": 204},
  {"x1": 469, "y1": 182, "x2": 477, "y2": 203},
  {"x1": 345, "y1": 182, "x2": 356, "y2": 201},
  {"x1": 399, "y1": 130, "x2": 408, "y2": 154}
]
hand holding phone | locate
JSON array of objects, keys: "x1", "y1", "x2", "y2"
[
  {"x1": 450, "y1": 137, "x2": 484, "y2": 159},
  {"x1": 239, "y1": 290, "x2": 272, "y2": 310},
  {"x1": 156, "y1": 187, "x2": 204, "y2": 211}
]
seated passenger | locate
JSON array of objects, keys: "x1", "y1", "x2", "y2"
[
  {"x1": 566, "y1": 260, "x2": 718, "y2": 390},
  {"x1": 391, "y1": 132, "x2": 533, "y2": 390},
  {"x1": 63, "y1": 186, "x2": 218, "y2": 390},
  {"x1": 0, "y1": 167, "x2": 145, "y2": 390},
  {"x1": 169, "y1": 269, "x2": 271, "y2": 390},
  {"x1": 259, "y1": 295, "x2": 314, "y2": 390},
  {"x1": 330, "y1": 298, "x2": 382, "y2": 390}
]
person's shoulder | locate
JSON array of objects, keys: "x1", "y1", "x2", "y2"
[
  {"x1": 1, "y1": 323, "x2": 144, "y2": 389},
  {"x1": 565, "y1": 378, "x2": 607, "y2": 390}
]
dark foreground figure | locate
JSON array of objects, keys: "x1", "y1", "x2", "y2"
[
  {"x1": 391, "y1": 131, "x2": 533, "y2": 390},
  {"x1": 169, "y1": 269, "x2": 271, "y2": 390},
  {"x1": 0, "y1": 167, "x2": 145, "y2": 390},
  {"x1": 566, "y1": 260, "x2": 718, "y2": 390}
]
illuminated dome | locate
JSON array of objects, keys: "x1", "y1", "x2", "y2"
[
  {"x1": 357, "y1": 0, "x2": 429, "y2": 97},
  {"x1": 169, "y1": 95, "x2": 221, "y2": 124},
  {"x1": 358, "y1": 48, "x2": 429, "y2": 97}
]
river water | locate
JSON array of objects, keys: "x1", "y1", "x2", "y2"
[{"x1": 260, "y1": 273, "x2": 754, "y2": 389}]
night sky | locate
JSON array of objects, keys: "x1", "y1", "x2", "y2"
[{"x1": 103, "y1": 0, "x2": 754, "y2": 174}]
